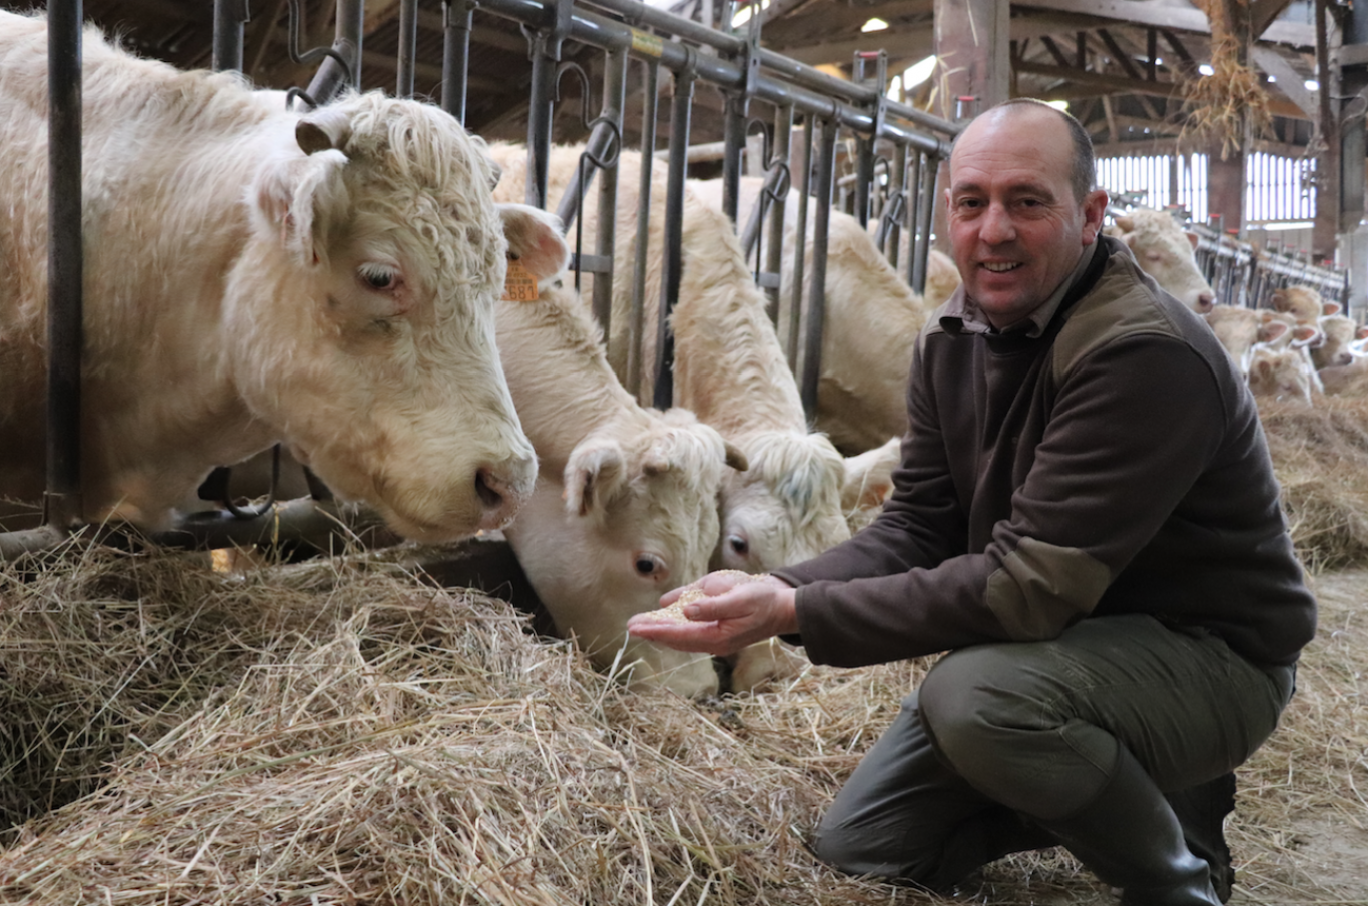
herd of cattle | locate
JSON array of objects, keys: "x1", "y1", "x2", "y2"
[{"x1": 1, "y1": 13, "x2": 1362, "y2": 697}]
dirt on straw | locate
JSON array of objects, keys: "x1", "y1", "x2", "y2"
[{"x1": 0, "y1": 397, "x2": 1364, "y2": 904}]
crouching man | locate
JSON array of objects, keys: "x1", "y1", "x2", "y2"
[{"x1": 629, "y1": 99, "x2": 1315, "y2": 905}]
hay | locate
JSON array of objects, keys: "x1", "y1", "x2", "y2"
[
  {"x1": 1260, "y1": 396, "x2": 1368, "y2": 572},
  {"x1": 1179, "y1": 2, "x2": 1273, "y2": 159}
]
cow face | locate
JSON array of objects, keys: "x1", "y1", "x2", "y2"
[
  {"x1": 503, "y1": 412, "x2": 742, "y2": 696},
  {"x1": 715, "y1": 430, "x2": 851, "y2": 573},
  {"x1": 1113, "y1": 210, "x2": 1216, "y2": 313},
  {"x1": 228, "y1": 94, "x2": 565, "y2": 543}
]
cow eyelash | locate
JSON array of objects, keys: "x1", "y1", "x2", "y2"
[{"x1": 358, "y1": 262, "x2": 401, "y2": 291}]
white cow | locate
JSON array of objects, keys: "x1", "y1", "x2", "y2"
[
  {"x1": 495, "y1": 204, "x2": 746, "y2": 696},
  {"x1": 0, "y1": 13, "x2": 538, "y2": 541},
  {"x1": 1107, "y1": 208, "x2": 1216, "y2": 312},
  {"x1": 691, "y1": 177, "x2": 931, "y2": 454},
  {"x1": 1248, "y1": 345, "x2": 1318, "y2": 404}
]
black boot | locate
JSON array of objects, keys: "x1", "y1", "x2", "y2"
[
  {"x1": 1167, "y1": 772, "x2": 1237, "y2": 903},
  {"x1": 1036, "y1": 747, "x2": 1223, "y2": 906}
]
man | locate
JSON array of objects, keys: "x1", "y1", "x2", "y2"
[{"x1": 628, "y1": 99, "x2": 1315, "y2": 906}]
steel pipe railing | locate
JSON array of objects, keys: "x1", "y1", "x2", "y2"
[{"x1": 45, "y1": 0, "x2": 84, "y2": 531}]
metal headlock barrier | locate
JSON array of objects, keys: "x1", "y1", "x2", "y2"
[
  {"x1": 1188, "y1": 223, "x2": 1349, "y2": 312},
  {"x1": 2, "y1": 0, "x2": 955, "y2": 562}
]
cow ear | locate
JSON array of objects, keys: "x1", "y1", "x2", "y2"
[
  {"x1": 1113, "y1": 214, "x2": 1134, "y2": 233},
  {"x1": 1269, "y1": 289, "x2": 1288, "y2": 310},
  {"x1": 564, "y1": 439, "x2": 628, "y2": 517},
  {"x1": 498, "y1": 203, "x2": 571, "y2": 281},
  {"x1": 841, "y1": 437, "x2": 900, "y2": 513},
  {"x1": 1184, "y1": 230, "x2": 1200, "y2": 250},
  {"x1": 252, "y1": 146, "x2": 350, "y2": 266},
  {"x1": 1324, "y1": 300, "x2": 1344, "y2": 317},
  {"x1": 1261, "y1": 319, "x2": 1290, "y2": 344}
]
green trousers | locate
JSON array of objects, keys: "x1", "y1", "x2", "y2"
[{"x1": 811, "y1": 613, "x2": 1296, "y2": 890}]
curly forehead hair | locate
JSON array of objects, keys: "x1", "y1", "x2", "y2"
[{"x1": 955, "y1": 98, "x2": 1097, "y2": 204}]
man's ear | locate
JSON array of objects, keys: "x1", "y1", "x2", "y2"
[{"x1": 1082, "y1": 189, "x2": 1110, "y2": 243}]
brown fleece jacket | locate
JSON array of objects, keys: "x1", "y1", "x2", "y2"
[{"x1": 774, "y1": 237, "x2": 1316, "y2": 669}]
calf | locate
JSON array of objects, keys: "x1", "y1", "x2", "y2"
[
  {"x1": 495, "y1": 205, "x2": 745, "y2": 696},
  {"x1": 0, "y1": 12, "x2": 537, "y2": 541}
]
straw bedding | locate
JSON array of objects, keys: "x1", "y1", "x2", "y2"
[{"x1": 0, "y1": 397, "x2": 1364, "y2": 904}]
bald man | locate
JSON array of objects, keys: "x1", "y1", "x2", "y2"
[{"x1": 630, "y1": 100, "x2": 1314, "y2": 905}]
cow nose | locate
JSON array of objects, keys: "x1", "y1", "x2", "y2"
[
  {"x1": 474, "y1": 454, "x2": 537, "y2": 530},
  {"x1": 1196, "y1": 291, "x2": 1215, "y2": 313}
]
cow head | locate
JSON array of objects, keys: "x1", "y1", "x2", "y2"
[
  {"x1": 504, "y1": 409, "x2": 747, "y2": 696},
  {"x1": 1113, "y1": 209, "x2": 1216, "y2": 313},
  {"x1": 715, "y1": 429, "x2": 852, "y2": 573},
  {"x1": 227, "y1": 92, "x2": 568, "y2": 543}
]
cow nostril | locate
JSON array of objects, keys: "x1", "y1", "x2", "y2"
[{"x1": 474, "y1": 468, "x2": 504, "y2": 510}]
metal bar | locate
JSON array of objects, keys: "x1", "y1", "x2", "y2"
[
  {"x1": 904, "y1": 149, "x2": 922, "y2": 289},
  {"x1": 475, "y1": 0, "x2": 954, "y2": 155},
  {"x1": 594, "y1": 48, "x2": 628, "y2": 333},
  {"x1": 786, "y1": 114, "x2": 812, "y2": 368},
  {"x1": 397, "y1": 0, "x2": 419, "y2": 97},
  {"x1": 212, "y1": 0, "x2": 248, "y2": 73},
  {"x1": 652, "y1": 55, "x2": 697, "y2": 411},
  {"x1": 579, "y1": 0, "x2": 959, "y2": 136},
  {"x1": 800, "y1": 117, "x2": 837, "y2": 417},
  {"x1": 912, "y1": 152, "x2": 939, "y2": 296},
  {"x1": 441, "y1": 0, "x2": 474, "y2": 123},
  {"x1": 886, "y1": 141, "x2": 908, "y2": 267},
  {"x1": 45, "y1": 0, "x2": 83, "y2": 530},
  {"x1": 525, "y1": 38, "x2": 557, "y2": 208},
  {"x1": 626, "y1": 59, "x2": 660, "y2": 400},
  {"x1": 305, "y1": 0, "x2": 364, "y2": 104},
  {"x1": 763, "y1": 103, "x2": 792, "y2": 323},
  {"x1": 854, "y1": 134, "x2": 873, "y2": 228},
  {"x1": 721, "y1": 92, "x2": 746, "y2": 223}
]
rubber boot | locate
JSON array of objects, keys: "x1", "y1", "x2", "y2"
[
  {"x1": 1167, "y1": 772, "x2": 1237, "y2": 903},
  {"x1": 1035, "y1": 746, "x2": 1223, "y2": 906}
]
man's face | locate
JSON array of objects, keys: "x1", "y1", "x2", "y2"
[{"x1": 944, "y1": 107, "x2": 1108, "y2": 329}]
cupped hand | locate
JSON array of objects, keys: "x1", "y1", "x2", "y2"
[{"x1": 626, "y1": 570, "x2": 798, "y2": 656}]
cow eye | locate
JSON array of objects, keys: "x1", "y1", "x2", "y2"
[
  {"x1": 358, "y1": 263, "x2": 400, "y2": 291},
  {"x1": 634, "y1": 553, "x2": 666, "y2": 578},
  {"x1": 727, "y1": 533, "x2": 749, "y2": 556}
]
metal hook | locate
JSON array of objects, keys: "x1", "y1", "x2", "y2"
[{"x1": 286, "y1": 0, "x2": 353, "y2": 90}]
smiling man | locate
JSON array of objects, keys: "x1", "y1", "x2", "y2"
[{"x1": 629, "y1": 99, "x2": 1315, "y2": 905}]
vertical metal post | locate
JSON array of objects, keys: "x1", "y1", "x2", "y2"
[
  {"x1": 886, "y1": 141, "x2": 908, "y2": 267},
  {"x1": 720, "y1": 93, "x2": 746, "y2": 224},
  {"x1": 524, "y1": 0, "x2": 575, "y2": 210},
  {"x1": 525, "y1": 40, "x2": 557, "y2": 208},
  {"x1": 212, "y1": 0, "x2": 249, "y2": 73},
  {"x1": 441, "y1": 0, "x2": 474, "y2": 123},
  {"x1": 786, "y1": 114, "x2": 813, "y2": 367},
  {"x1": 800, "y1": 116, "x2": 837, "y2": 417},
  {"x1": 763, "y1": 103, "x2": 793, "y2": 323},
  {"x1": 593, "y1": 47, "x2": 628, "y2": 334},
  {"x1": 305, "y1": 0, "x2": 365, "y2": 103},
  {"x1": 653, "y1": 54, "x2": 697, "y2": 412},
  {"x1": 626, "y1": 60, "x2": 660, "y2": 400},
  {"x1": 397, "y1": 0, "x2": 419, "y2": 97},
  {"x1": 905, "y1": 150, "x2": 924, "y2": 289},
  {"x1": 46, "y1": 0, "x2": 83, "y2": 528},
  {"x1": 854, "y1": 135, "x2": 874, "y2": 228},
  {"x1": 912, "y1": 152, "x2": 939, "y2": 295}
]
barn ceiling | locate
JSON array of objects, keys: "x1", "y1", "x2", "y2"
[{"x1": 3, "y1": 0, "x2": 1332, "y2": 154}]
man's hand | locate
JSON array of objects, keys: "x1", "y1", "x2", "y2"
[{"x1": 626, "y1": 570, "x2": 799, "y2": 656}]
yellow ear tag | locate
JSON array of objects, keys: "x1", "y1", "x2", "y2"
[{"x1": 502, "y1": 258, "x2": 539, "y2": 301}]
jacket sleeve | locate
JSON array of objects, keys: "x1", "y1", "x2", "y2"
[{"x1": 781, "y1": 334, "x2": 1230, "y2": 668}]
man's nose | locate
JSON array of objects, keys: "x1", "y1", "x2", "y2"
[{"x1": 980, "y1": 204, "x2": 1015, "y2": 243}]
